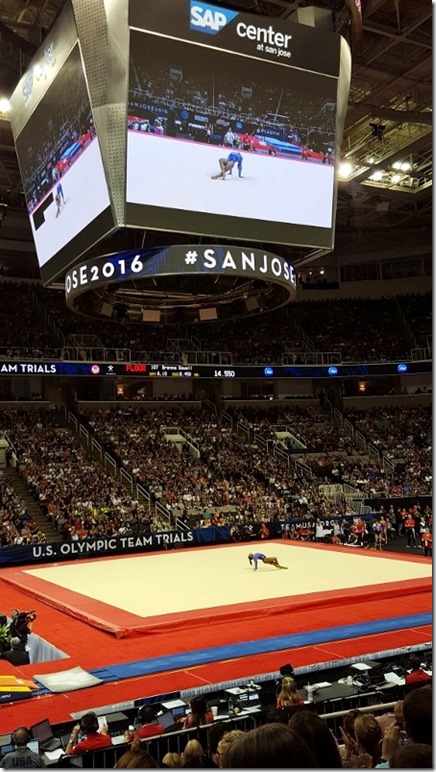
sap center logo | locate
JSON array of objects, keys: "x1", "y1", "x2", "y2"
[{"x1": 190, "y1": 1, "x2": 238, "y2": 34}]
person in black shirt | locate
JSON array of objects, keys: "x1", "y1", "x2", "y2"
[{"x1": 0, "y1": 637, "x2": 30, "y2": 665}]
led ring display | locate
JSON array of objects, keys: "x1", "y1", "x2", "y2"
[{"x1": 65, "y1": 244, "x2": 297, "y2": 323}]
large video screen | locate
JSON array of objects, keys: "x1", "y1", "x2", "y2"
[
  {"x1": 126, "y1": 1, "x2": 343, "y2": 248},
  {"x1": 14, "y1": 43, "x2": 113, "y2": 284}
]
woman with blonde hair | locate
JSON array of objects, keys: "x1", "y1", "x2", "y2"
[
  {"x1": 216, "y1": 730, "x2": 245, "y2": 768},
  {"x1": 277, "y1": 676, "x2": 304, "y2": 708},
  {"x1": 181, "y1": 739, "x2": 206, "y2": 768},
  {"x1": 162, "y1": 752, "x2": 183, "y2": 768},
  {"x1": 352, "y1": 713, "x2": 383, "y2": 767}
]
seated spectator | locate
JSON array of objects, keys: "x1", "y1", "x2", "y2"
[
  {"x1": 216, "y1": 730, "x2": 245, "y2": 768},
  {"x1": 222, "y1": 723, "x2": 318, "y2": 768},
  {"x1": 162, "y1": 752, "x2": 183, "y2": 768},
  {"x1": 288, "y1": 711, "x2": 343, "y2": 768},
  {"x1": 0, "y1": 726, "x2": 45, "y2": 769},
  {"x1": 124, "y1": 707, "x2": 164, "y2": 742},
  {"x1": 403, "y1": 685, "x2": 432, "y2": 745},
  {"x1": 114, "y1": 749, "x2": 159, "y2": 768},
  {"x1": 207, "y1": 722, "x2": 230, "y2": 767},
  {"x1": 390, "y1": 743, "x2": 432, "y2": 768},
  {"x1": 405, "y1": 654, "x2": 432, "y2": 689},
  {"x1": 354, "y1": 714, "x2": 382, "y2": 767},
  {"x1": 276, "y1": 676, "x2": 304, "y2": 708},
  {"x1": 181, "y1": 739, "x2": 211, "y2": 768},
  {"x1": 0, "y1": 636, "x2": 30, "y2": 666},
  {"x1": 183, "y1": 696, "x2": 214, "y2": 729},
  {"x1": 66, "y1": 712, "x2": 112, "y2": 754}
]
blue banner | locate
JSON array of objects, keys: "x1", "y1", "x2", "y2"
[{"x1": 0, "y1": 528, "x2": 231, "y2": 567}]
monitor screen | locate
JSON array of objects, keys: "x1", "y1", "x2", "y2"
[
  {"x1": 126, "y1": 0, "x2": 346, "y2": 250},
  {"x1": 30, "y1": 719, "x2": 53, "y2": 743},
  {"x1": 158, "y1": 712, "x2": 175, "y2": 729},
  {"x1": 13, "y1": 41, "x2": 113, "y2": 285},
  {"x1": 27, "y1": 740, "x2": 40, "y2": 754}
]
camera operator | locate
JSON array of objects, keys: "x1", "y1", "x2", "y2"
[{"x1": 9, "y1": 610, "x2": 36, "y2": 652}]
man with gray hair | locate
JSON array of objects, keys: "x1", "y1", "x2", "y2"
[
  {"x1": 0, "y1": 637, "x2": 30, "y2": 665},
  {"x1": 1, "y1": 727, "x2": 45, "y2": 768}
]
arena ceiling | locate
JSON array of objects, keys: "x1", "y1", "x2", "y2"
[{"x1": 0, "y1": 0, "x2": 432, "y2": 278}]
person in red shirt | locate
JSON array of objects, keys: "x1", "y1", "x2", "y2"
[
  {"x1": 183, "y1": 696, "x2": 214, "y2": 729},
  {"x1": 124, "y1": 706, "x2": 164, "y2": 742},
  {"x1": 404, "y1": 515, "x2": 416, "y2": 547},
  {"x1": 66, "y1": 712, "x2": 112, "y2": 754},
  {"x1": 405, "y1": 655, "x2": 431, "y2": 687},
  {"x1": 422, "y1": 529, "x2": 432, "y2": 557},
  {"x1": 276, "y1": 676, "x2": 304, "y2": 708}
]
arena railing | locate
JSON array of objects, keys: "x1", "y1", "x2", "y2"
[
  {"x1": 272, "y1": 444, "x2": 291, "y2": 467},
  {"x1": 203, "y1": 398, "x2": 218, "y2": 416},
  {"x1": 355, "y1": 429, "x2": 368, "y2": 450},
  {"x1": 53, "y1": 697, "x2": 403, "y2": 769},
  {"x1": 295, "y1": 458, "x2": 313, "y2": 479},
  {"x1": 281, "y1": 422, "x2": 308, "y2": 451},
  {"x1": 178, "y1": 428, "x2": 200, "y2": 458},
  {"x1": 61, "y1": 346, "x2": 131, "y2": 362},
  {"x1": 411, "y1": 346, "x2": 432, "y2": 361},
  {"x1": 281, "y1": 350, "x2": 342, "y2": 365},
  {"x1": 65, "y1": 408, "x2": 155, "y2": 512},
  {"x1": 220, "y1": 410, "x2": 233, "y2": 429}
]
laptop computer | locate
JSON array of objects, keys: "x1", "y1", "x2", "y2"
[
  {"x1": 27, "y1": 740, "x2": 40, "y2": 754},
  {"x1": 30, "y1": 719, "x2": 61, "y2": 752},
  {"x1": 157, "y1": 711, "x2": 175, "y2": 730}
]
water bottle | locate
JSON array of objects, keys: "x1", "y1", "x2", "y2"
[
  {"x1": 228, "y1": 696, "x2": 234, "y2": 714},
  {"x1": 306, "y1": 684, "x2": 315, "y2": 703}
]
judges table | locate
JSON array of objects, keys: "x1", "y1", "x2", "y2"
[{"x1": 299, "y1": 676, "x2": 400, "y2": 713}]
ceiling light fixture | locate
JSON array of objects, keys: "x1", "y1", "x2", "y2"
[
  {"x1": 339, "y1": 161, "x2": 353, "y2": 178},
  {"x1": 0, "y1": 97, "x2": 11, "y2": 114}
]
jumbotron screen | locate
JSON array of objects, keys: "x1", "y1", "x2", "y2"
[
  {"x1": 126, "y1": 0, "x2": 348, "y2": 248},
  {"x1": 12, "y1": 42, "x2": 113, "y2": 285}
]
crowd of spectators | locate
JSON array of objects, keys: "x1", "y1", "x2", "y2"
[
  {"x1": 84, "y1": 406, "x2": 359, "y2": 531},
  {"x1": 0, "y1": 471, "x2": 46, "y2": 548},
  {"x1": 129, "y1": 54, "x2": 334, "y2": 153},
  {"x1": 293, "y1": 298, "x2": 412, "y2": 362},
  {"x1": 7, "y1": 685, "x2": 428, "y2": 768},
  {"x1": 0, "y1": 282, "x2": 61, "y2": 360},
  {"x1": 0, "y1": 409, "x2": 165, "y2": 542},
  {"x1": 398, "y1": 293, "x2": 432, "y2": 348},
  {"x1": 0, "y1": 284, "x2": 431, "y2": 366},
  {"x1": 0, "y1": 403, "x2": 431, "y2": 545},
  {"x1": 345, "y1": 407, "x2": 432, "y2": 496}
]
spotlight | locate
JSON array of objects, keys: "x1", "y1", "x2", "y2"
[
  {"x1": 0, "y1": 97, "x2": 10, "y2": 114},
  {"x1": 401, "y1": 161, "x2": 411, "y2": 171},
  {"x1": 391, "y1": 173, "x2": 401, "y2": 184},
  {"x1": 339, "y1": 161, "x2": 353, "y2": 179},
  {"x1": 369, "y1": 170, "x2": 383, "y2": 181}
]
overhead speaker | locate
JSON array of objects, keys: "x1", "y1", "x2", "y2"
[
  {"x1": 100, "y1": 302, "x2": 112, "y2": 317},
  {"x1": 245, "y1": 297, "x2": 259, "y2": 312},
  {"x1": 199, "y1": 307, "x2": 218, "y2": 321},
  {"x1": 142, "y1": 310, "x2": 161, "y2": 323}
]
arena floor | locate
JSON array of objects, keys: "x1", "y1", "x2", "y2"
[
  {"x1": 0, "y1": 541, "x2": 431, "y2": 730},
  {"x1": 22, "y1": 541, "x2": 432, "y2": 618},
  {"x1": 3, "y1": 541, "x2": 432, "y2": 638}
]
